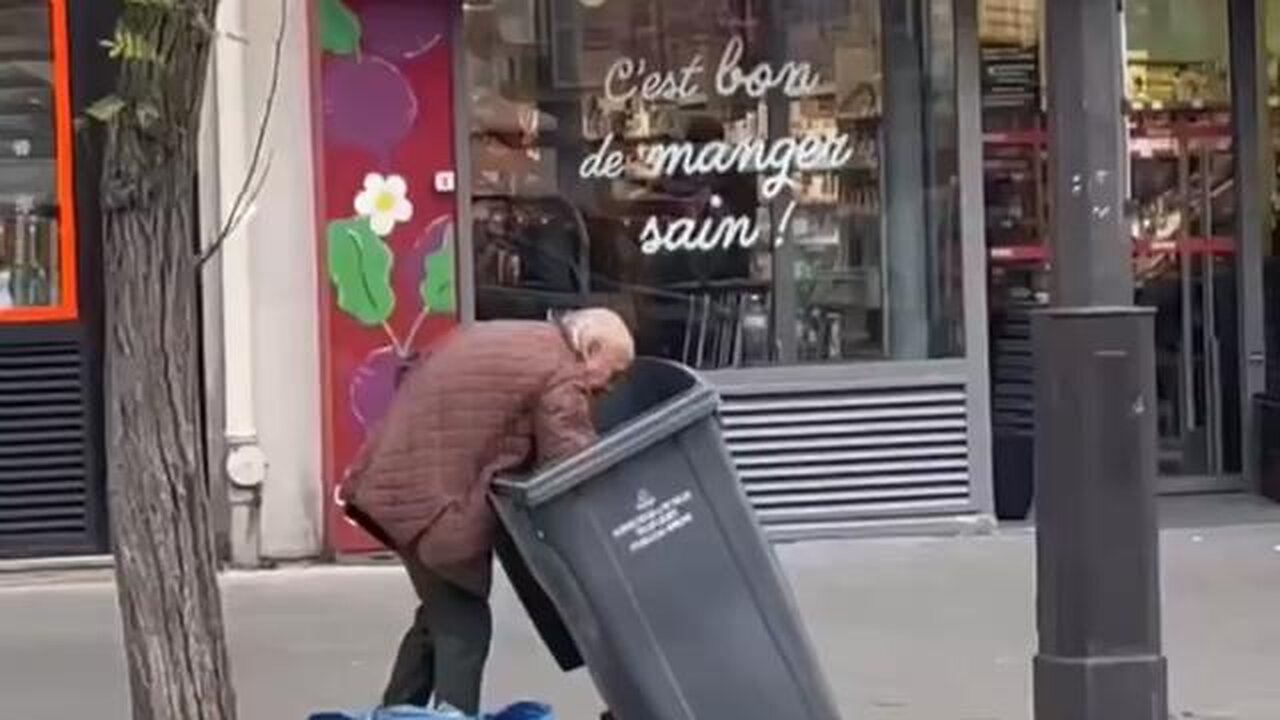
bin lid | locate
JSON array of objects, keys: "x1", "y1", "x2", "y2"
[{"x1": 493, "y1": 358, "x2": 719, "y2": 507}]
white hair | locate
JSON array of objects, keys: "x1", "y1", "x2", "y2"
[{"x1": 561, "y1": 308, "x2": 635, "y2": 361}]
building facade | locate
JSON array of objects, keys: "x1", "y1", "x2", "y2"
[
  {"x1": 0, "y1": 0, "x2": 114, "y2": 558},
  {"x1": 306, "y1": 0, "x2": 997, "y2": 558},
  {"x1": 1, "y1": 0, "x2": 1276, "y2": 562}
]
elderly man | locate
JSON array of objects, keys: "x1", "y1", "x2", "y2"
[{"x1": 340, "y1": 308, "x2": 635, "y2": 714}]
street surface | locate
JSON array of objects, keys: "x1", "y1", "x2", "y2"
[{"x1": 2, "y1": 499, "x2": 1278, "y2": 719}]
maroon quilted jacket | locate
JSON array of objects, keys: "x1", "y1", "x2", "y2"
[{"x1": 339, "y1": 320, "x2": 597, "y2": 595}]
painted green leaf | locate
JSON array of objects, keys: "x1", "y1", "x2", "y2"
[
  {"x1": 327, "y1": 218, "x2": 396, "y2": 326},
  {"x1": 421, "y1": 245, "x2": 456, "y2": 315},
  {"x1": 318, "y1": 0, "x2": 361, "y2": 56}
]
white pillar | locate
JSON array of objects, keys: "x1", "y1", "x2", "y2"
[
  {"x1": 214, "y1": 0, "x2": 266, "y2": 567},
  {"x1": 242, "y1": 0, "x2": 324, "y2": 559}
]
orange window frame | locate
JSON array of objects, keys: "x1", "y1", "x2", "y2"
[{"x1": 0, "y1": 0, "x2": 79, "y2": 324}]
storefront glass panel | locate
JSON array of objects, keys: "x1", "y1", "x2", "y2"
[
  {"x1": 463, "y1": 0, "x2": 963, "y2": 370},
  {"x1": 1266, "y1": 0, "x2": 1280, "y2": 394},
  {"x1": 980, "y1": 0, "x2": 1250, "y2": 482},
  {"x1": 0, "y1": 0, "x2": 75, "y2": 318}
]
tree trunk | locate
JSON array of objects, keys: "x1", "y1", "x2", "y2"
[
  {"x1": 100, "y1": 2, "x2": 234, "y2": 717},
  {"x1": 103, "y1": 135, "x2": 237, "y2": 719}
]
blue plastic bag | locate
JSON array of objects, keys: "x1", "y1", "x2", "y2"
[
  {"x1": 489, "y1": 702, "x2": 554, "y2": 720},
  {"x1": 308, "y1": 701, "x2": 552, "y2": 720}
]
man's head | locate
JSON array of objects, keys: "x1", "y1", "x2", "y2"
[{"x1": 561, "y1": 308, "x2": 635, "y2": 393}]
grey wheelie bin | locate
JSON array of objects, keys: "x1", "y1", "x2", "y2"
[{"x1": 490, "y1": 358, "x2": 841, "y2": 720}]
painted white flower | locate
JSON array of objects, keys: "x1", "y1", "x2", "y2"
[{"x1": 354, "y1": 173, "x2": 413, "y2": 236}]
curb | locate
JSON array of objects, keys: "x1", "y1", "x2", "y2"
[
  {"x1": 0, "y1": 554, "x2": 401, "y2": 589},
  {"x1": 0, "y1": 555, "x2": 114, "y2": 574},
  {"x1": 0, "y1": 556, "x2": 115, "y2": 590}
]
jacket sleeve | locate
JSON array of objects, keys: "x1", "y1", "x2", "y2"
[{"x1": 534, "y1": 372, "x2": 597, "y2": 465}]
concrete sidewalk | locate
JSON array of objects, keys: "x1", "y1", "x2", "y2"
[{"x1": 1, "y1": 518, "x2": 1278, "y2": 719}]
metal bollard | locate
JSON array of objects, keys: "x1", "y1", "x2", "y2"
[{"x1": 1031, "y1": 307, "x2": 1168, "y2": 720}]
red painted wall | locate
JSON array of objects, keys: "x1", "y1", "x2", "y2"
[{"x1": 310, "y1": 0, "x2": 458, "y2": 554}]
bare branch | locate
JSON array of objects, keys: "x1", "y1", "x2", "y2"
[
  {"x1": 197, "y1": 0, "x2": 287, "y2": 269},
  {"x1": 209, "y1": 151, "x2": 273, "y2": 253}
]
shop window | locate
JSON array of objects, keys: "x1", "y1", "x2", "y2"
[
  {"x1": 981, "y1": 0, "x2": 1257, "y2": 474},
  {"x1": 980, "y1": 0, "x2": 1239, "y2": 304},
  {"x1": 1266, "y1": 0, "x2": 1280, "y2": 392},
  {"x1": 464, "y1": 0, "x2": 963, "y2": 369},
  {"x1": 0, "y1": 0, "x2": 77, "y2": 321}
]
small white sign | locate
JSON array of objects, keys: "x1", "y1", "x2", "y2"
[{"x1": 434, "y1": 171, "x2": 456, "y2": 193}]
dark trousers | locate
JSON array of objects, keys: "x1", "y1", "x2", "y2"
[{"x1": 383, "y1": 559, "x2": 493, "y2": 714}]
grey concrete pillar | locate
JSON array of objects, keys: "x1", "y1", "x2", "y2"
[
  {"x1": 1036, "y1": 0, "x2": 1169, "y2": 717},
  {"x1": 882, "y1": 0, "x2": 931, "y2": 359},
  {"x1": 1227, "y1": 0, "x2": 1272, "y2": 488},
  {"x1": 1044, "y1": 0, "x2": 1131, "y2": 307},
  {"x1": 1031, "y1": 309, "x2": 1167, "y2": 720}
]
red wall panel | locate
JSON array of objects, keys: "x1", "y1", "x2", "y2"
[{"x1": 310, "y1": 0, "x2": 459, "y2": 554}]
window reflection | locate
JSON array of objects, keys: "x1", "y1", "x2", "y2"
[
  {"x1": 0, "y1": 0, "x2": 61, "y2": 311},
  {"x1": 466, "y1": 0, "x2": 962, "y2": 368}
]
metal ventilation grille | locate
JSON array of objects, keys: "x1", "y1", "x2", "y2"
[
  {"x1": 720, "y1": 384, "x2": 973, "y2": 536},
  {"x1": 0, "y1": 340, "x2": 91, "y2": 550}
]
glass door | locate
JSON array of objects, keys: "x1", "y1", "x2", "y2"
[
  {"x1": 1130, "y1": 125, "x2": 1242, "y2": 484},
  {"x1": 980, "y1": 0, "x2": 1255, "y2": 495},
  {"x1": 1127, "y1": 0, "x2": 1244, "y2": 490},
  {"x1": 1265, "y1": 0, "x2": 1280, "y2": 397}
]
